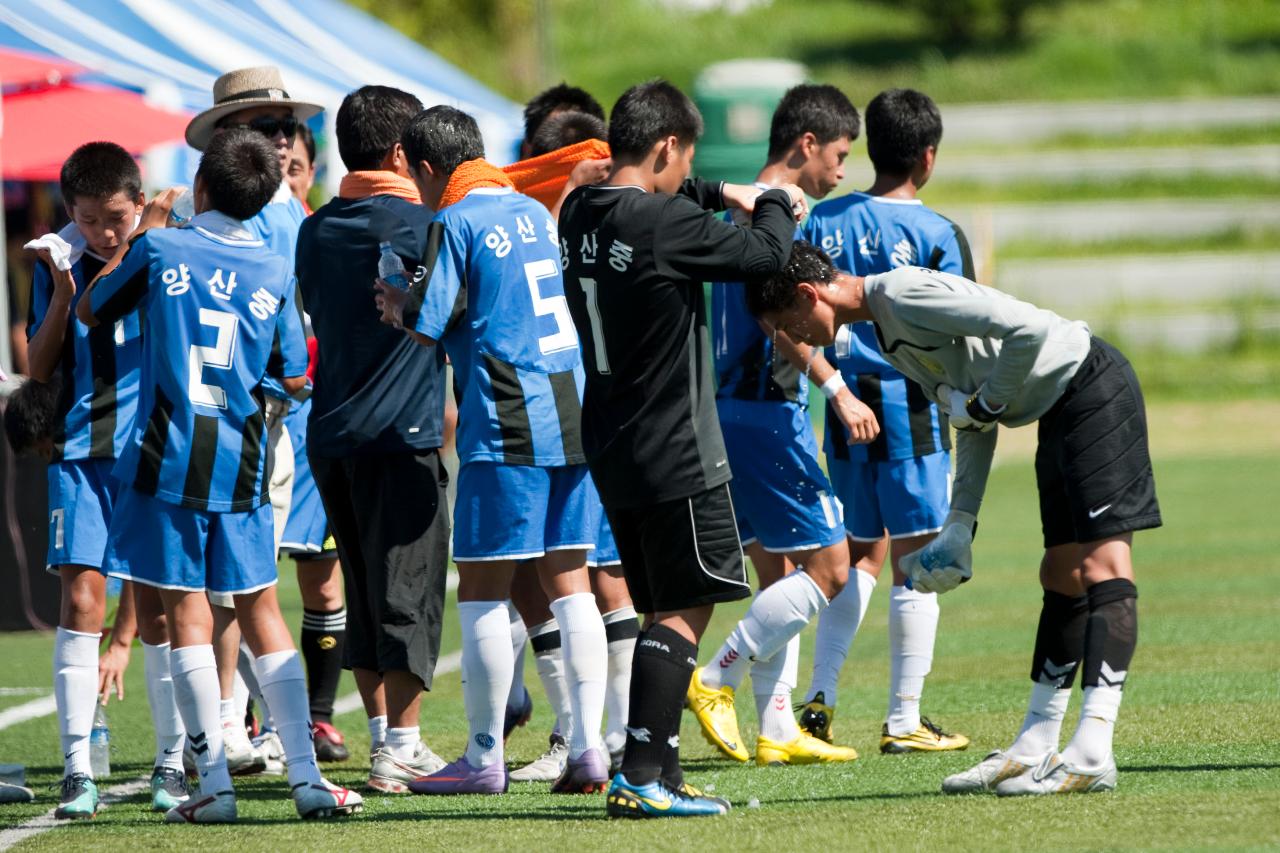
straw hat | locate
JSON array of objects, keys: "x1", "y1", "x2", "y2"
[{"x1": 185, "y1": 66, "x2": 322, "y2": 150}]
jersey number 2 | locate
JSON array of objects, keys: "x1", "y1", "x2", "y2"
[
  {"x1": 189, "y1": 308, "x2": 239, "y2": 409},
  {"x1": 525, "y1": 259, "x2": 577, "y2": 356}
]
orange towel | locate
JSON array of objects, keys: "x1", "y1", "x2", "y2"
[
  {"x1": 503, "y1": 139, "x2": 611, "y2": 210},
  {"x1": 338, "y1": 170, "x2": 421, "y2": 203},
  {"x1": 438, "y1": 159, "x2": 516, "y2": 210}
]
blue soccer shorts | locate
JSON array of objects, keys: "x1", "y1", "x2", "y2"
[
  {"x1": 45, "y1": 458, "x2": 119, "y2": 572},
  {"x1": 586, "y1": 481, "x2": 621, "y2": 567},
  {"x1": 104, "y1": 486, "x2": 278, "y2": 595},
  {"x1": 718, "y1": 398, "x2": 846, "y2": 553},
  {"x1": 453, "y1": 461, "x2": 597, "y2": 561},
  {"x1": 279, "y1": 401, "x2": 333, "y2": 557},
  {"x1": 829, "y1": 449, "x2": 952, "y2": 541}
]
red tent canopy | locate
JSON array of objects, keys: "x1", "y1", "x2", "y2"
[{"x1": 0, "y1": 47, "x2": 81, "y2": 89}]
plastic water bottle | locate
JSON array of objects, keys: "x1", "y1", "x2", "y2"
[
  {"x1": 377, "y1": 241, "x2": 409, "y2": 290},
  {"x1": 168, "y1": 186, "x2": 195, "y2": 226},
  {"x1": 89, "y1": 705, "x2": 110, "y2": 779}
]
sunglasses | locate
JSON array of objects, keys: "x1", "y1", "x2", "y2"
[{"x1": 223, "y1": 114, "x2": 299, "y2": 140}]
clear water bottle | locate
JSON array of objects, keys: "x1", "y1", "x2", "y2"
[
  {"x1": 168, "y1": 186, "x2": 195, "y2": 226},
  {"x1": 377, "y1": 241, "x2": 409, "y2": 290},
  {"x1": 89, "y1": 704, "x2": 110, "y2": 779}
]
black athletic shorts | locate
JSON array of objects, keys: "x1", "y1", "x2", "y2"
[
  {"x1": 310, "y1": 449, "x2": 450, "y2": 688},
  {"x1": 1035, "y1": 337, "x2": 1162, "y2": 549},
  {"x1": 607, "y1": 483, "x2": 752, "y2": 614}
]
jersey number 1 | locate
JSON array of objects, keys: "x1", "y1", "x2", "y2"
[
  {"x1": 189, "y1": 308, "x2": 239, "y2": 409},
  {"x1": 578, "y1": 277, "x2": 610, "y2": 374}
]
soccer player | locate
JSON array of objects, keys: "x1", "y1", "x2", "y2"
[
  {"x1": 376, "y1": 105, "x2": 610, "y2": 796},
  {"x1": 77, "y1": 129, "x2": 362, "y2": 823},
  {"x1": 296, "y1": 85, "x2": 451, "y2": 793},
  {"x1": 520, "y1": 83, "x2": 606, "y2": 159},
  {"x1": 23, "y1": 142, "x2": 189, "y2": 816},
  {"x1": 558, "y1": 80, "x2": 844, "y2": 819},
  {"x1": 693, "y1": 84, "x2": 870, "y2": 767},
  {"x1": 748, "y1": 242, "x2": 1157, "y2": 796},
  {"x1": 796, "y1": 88, "x2": 971, "y2": 754}
]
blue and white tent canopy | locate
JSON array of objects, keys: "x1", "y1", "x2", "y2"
[{"x1": 0, "y1": 0, "x2": 524, "y2": 190}]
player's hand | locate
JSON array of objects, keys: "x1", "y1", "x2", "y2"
[
  {"x1": 374, "y1": 278, "x2": 408, "y2": 329},
  {"x1": 774, "y1": 183, "x2": 808, "y2": 221},
  {"x1": 33, "y1": 248, "x2": 77, "y2": 299},
  {"x1": 901, "y1": 512, "x2": 976, "y2": 594},
  {"x1": 567, "y1": 157, "x2": 611, "y2": 190},
  {"x1": 98, "y1": 640, "x2": 131, "y2": 704},
  {"x1": 831, "y1": 387, "x2": 880, "y2": 444},
  {"x1": 137, "y1": 187, "x2": 184, "y2": 234},
  {"x1": 721, "y1": 182, "x2": 763, "y2": 214},
  {"x1": 937, "y1": 384, "x2": 996, "y2": 433}
]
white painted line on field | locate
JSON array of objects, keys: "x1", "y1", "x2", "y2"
[
  {"x1": 331, "y1": 649, "x2": 462, "y2": 717},
  {"x1": 0, "y1": 696, "x2": 56, "y2": 732},
  {"x1": 0, "y1": 688, "x2": 50, "y2": 697},
  {"x1": 0, "y1": 776, "x2": 149, "y2": 852}
]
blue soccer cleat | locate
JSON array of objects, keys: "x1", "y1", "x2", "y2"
[{"x1": 605, "y1": 773, "x2": 729, "y2": 818}]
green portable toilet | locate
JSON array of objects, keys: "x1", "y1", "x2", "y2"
[{"x1": 693, "y1": 59, "x2": 808, "y2": 184}]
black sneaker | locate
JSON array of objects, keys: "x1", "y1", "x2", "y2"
[
  {"x1": 150, "y1": 766, "x2": 191, "y2": 811},
  {"x1": 795, "y1": 691, "x2": 835, "y2": 743}
]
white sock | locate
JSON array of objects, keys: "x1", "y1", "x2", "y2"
[
  {"x1": 252, "y1": 649, "x2": 322, "y2": 787},
  {"x1": 368, "y1": 715, "x2": 388, "y2": 747},
  {"x1": 549, "y1": 592, "x2": 608, "y2": 758},
  {"x1": 530, "y1": 618, "x2": 573, "y2": 737},
  {"x1": 220, "y1": 696, "x2": 236, "y2": 723},
  {"x1": 171, "y1": 644, "x2": 232, "y2": 792},
  {"x1": 142, "y1": 641, "x2": 186, "y2": 771},
  {"x1": 507, "y1": 601, "x2": 528, "y2": 709},
  {"x1": 458, "y1": 600, "x2": 512, "y2": 768},
  {"x1": 53, "y1": 627, "x2": 100, "y2": 778},
  {"x1": 385, "y1": 726, "x2": 420, "y2": 760},
  {"x1": 1007, "y1": 682, "x2": 1072, "y2": 763},
  {"x1": 752, "y1": 634, "x2": 801, "y2": 743},
  {"x1": 238, "y1": 642, "x2": 272, "y2": 727},
  {"x1": 1061, "y1": 685, "x2": 1122, "y2": 770},
  {"x1": 886, "y1": 584, "x2": 939, "y2": 736},
  {"x1": 807, "y1": 568, "x2": 875, "y2": 707},
  {"x1": 702, "y1": 570, "x2": 828, "y2": 691},
  {"x1": 602, "y1": 607, "x2": 637, "y2": 755}
]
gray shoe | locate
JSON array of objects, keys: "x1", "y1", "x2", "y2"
[
  {"x1": 941, "y1": 750, "x2": 1037, "y2": 794},
  {"x1": 994, "y1": 752, "x2": 1117, "y2": 796},
  {"x1": 368, "y1": 742, "x2": 447, "y2": 794},
  {"x1": 510, "y1": 734, "x2": 568, "y2": 782}
]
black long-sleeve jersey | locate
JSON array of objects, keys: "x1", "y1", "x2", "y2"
[{"x1": 559, "y1": 178, "x2": 795, "y2": 509}]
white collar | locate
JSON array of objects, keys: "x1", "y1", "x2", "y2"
[
  {"x1": 189, "y1": 210, "x2": 260, "y2": 245},
  {"x1": 270, "y1": 180, "x2": 294, "y2": 205},
  {"x1": 857, "y1": 191, "x2": 923, "y2": 206}
]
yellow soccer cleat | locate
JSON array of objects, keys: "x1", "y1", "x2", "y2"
[
  {"x1": 795, "y1": 692, "x2": 835, "y2": 744},
  {"x1": 879, "y1": 717, "x2": 970, "y2": 754},
  {"x1": 756, "y1": 732, "x2": 859, "y2": 766},
  {"x1": 685, "y1": 667, "x2": 749, "y2": 762}
]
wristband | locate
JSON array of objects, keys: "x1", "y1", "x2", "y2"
[
  {"x1": 820, "y1": 373, "x2": 848, "y2": 400},
  {"x1": 965, "y1": 391, "x2": 1005, "y2": 423}
]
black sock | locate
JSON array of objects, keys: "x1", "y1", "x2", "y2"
[
  {"x1": 301, "y1": 607, "x2": 347, "y2": 723},
  {"x1": 660, "y1": 738, "x2": 683, "y2": 791},
  {"x1": 1029, "y1": 590, "x2": 1090, "y2": 688},
  {"x1": 620, "y1": 624, "x2": 697, "y2": 787},
  {"x1": 1081, "y1": 579, "x2": 1138, "y2": 688}
]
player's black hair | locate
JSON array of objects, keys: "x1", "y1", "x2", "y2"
[
  {"x1": 296, "y1": 121, "x2": 316, "y2": 165},
  {"x1": 3, "y1": 375, "x2": 61, "y2": 455},
  {"x1": 196, "y1": 128, "x2": 281, "y2": 221},
  {"x1": 767, "y1": 84, "x2": 860, "y2": 161},
  {"x1": 523, "y1": 83, "x2": 605, "y2": 145},
  {"x1": 401, "y1": 106, "x2": 486, "y2": 177},
  {"x1": 59, "y1": 142, "x2": 142, "y2": 206},
  {"x1": 607, "y1": 79, "x2": 703, "y2": 163},
  {"x1": 529, "y1": 111, "x2": 608, "y2": 157},
  {"x1": 745, "y1": 241, "x2": 836, "y2": 317},
  {"x1": 865, "y1": 88, "x2": 943, "y2": 177},
  {"x1": 335, "y1": 85, "x2": 423, "y2": 171}
]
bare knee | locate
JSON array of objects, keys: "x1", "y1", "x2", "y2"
[
  {"x1": 798, "y1": 540, "x2": 850, "y2": 600},
  {"x1": 60, "y1": 568, "x2": 105, "y2": 632},
  {"x1": 1040, "y1": 544, "x2": 1085, "y2": 596}
]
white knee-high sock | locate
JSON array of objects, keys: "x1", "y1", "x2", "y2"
[
  {"x1": 1008, "y1": 681, "x2": 1072, "y2": 763},
  {"x1": 252, "y1": 649, "x2": 322, "y2": 787},
  {"x1": 602, "y1": 606, "x2": 638, "y2": 755},
  {"x1": 1061, "y1": 685, "x2": 1123, "y2": 769},
  {"x1": 171, "y1": 644, "x2": 232, "y2": 792},
  {"x1": 54, "y1": 627, "x2": 100, "y2": 778},
  {"x1": 886, "y1": 584, "x2": 939, "y2": 736},
  {"x1": 752, "y1": 634, "x2": 800, "y2": 742},
  {"x1": 142, "y1": 641, "x2": 186, "y2": 771},
  {"x1": 237, "y1": 642, "x2": 272, "y2": 727},
  {"x1": 807, "y1": 568, "x2": 875, "y2": 707},
  {"x1": 549, "y1": 592, "x2": 608, "y2": 758},
  {"x1": 702, "y1": 570, "x2": 828, "y2": 691},
  {"x1": 529, "y1": 618, "x2": 572, "y2": 737},
  {"x1": 458, "y1": 601, "x2": 512, "y2": 768},
  {"x1": 507, "y1": 601, "x2": 528, "y2": 709}
]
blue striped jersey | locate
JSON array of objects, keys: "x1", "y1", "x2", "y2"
[
  {"x1": 413, "y1": 187, "x2": 585, "y2": 467},
  {"x1": 27, "y1": 251, "x2": 142, "y2": 462},
  {"x1": 245, "y1": 186, "x2": 307, "y2": 402},
  {"x1": 802, "y1": 192, "x2": 972, "y2": 463},
  {"x1": 90, "y1": 213, "x2": 309, "y2": 512}
]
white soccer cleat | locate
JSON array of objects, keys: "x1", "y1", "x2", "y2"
[
  {"x1": 222, "y1": 719, "x2": 266, "y2": 776},
  {"x1": 252, "y1": 730, "x2": 286, "y2": 776},
  {"x1": 995, "y1": 752, "x2": 1117, "y2": 796},
  {"x1": 165, "y1": 789, "x2": 238, "y2": 824},
  {"x1": 368, "y1": 742, "x2": 447, "y2": 793},
  {"x1": 510, "y1": 734, "x2": 569, "y2": 782},
  {"x1": 293, "y1": 778, "x2": 364, "y2": 819},
  {"x1": 941, "y1": 750, "x2": 1037, "y2": 794}
]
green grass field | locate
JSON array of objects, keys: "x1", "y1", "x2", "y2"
[{"x1": 1, "y1": 402, "x2": 1278, "y2": 850}]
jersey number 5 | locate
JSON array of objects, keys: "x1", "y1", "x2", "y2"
[
  {"x1": 525, "y1": 259, "x2": 577, "y2": 356},
  {"x1": 189, "y1": 308, "x2": 239, "y2": 409}
]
